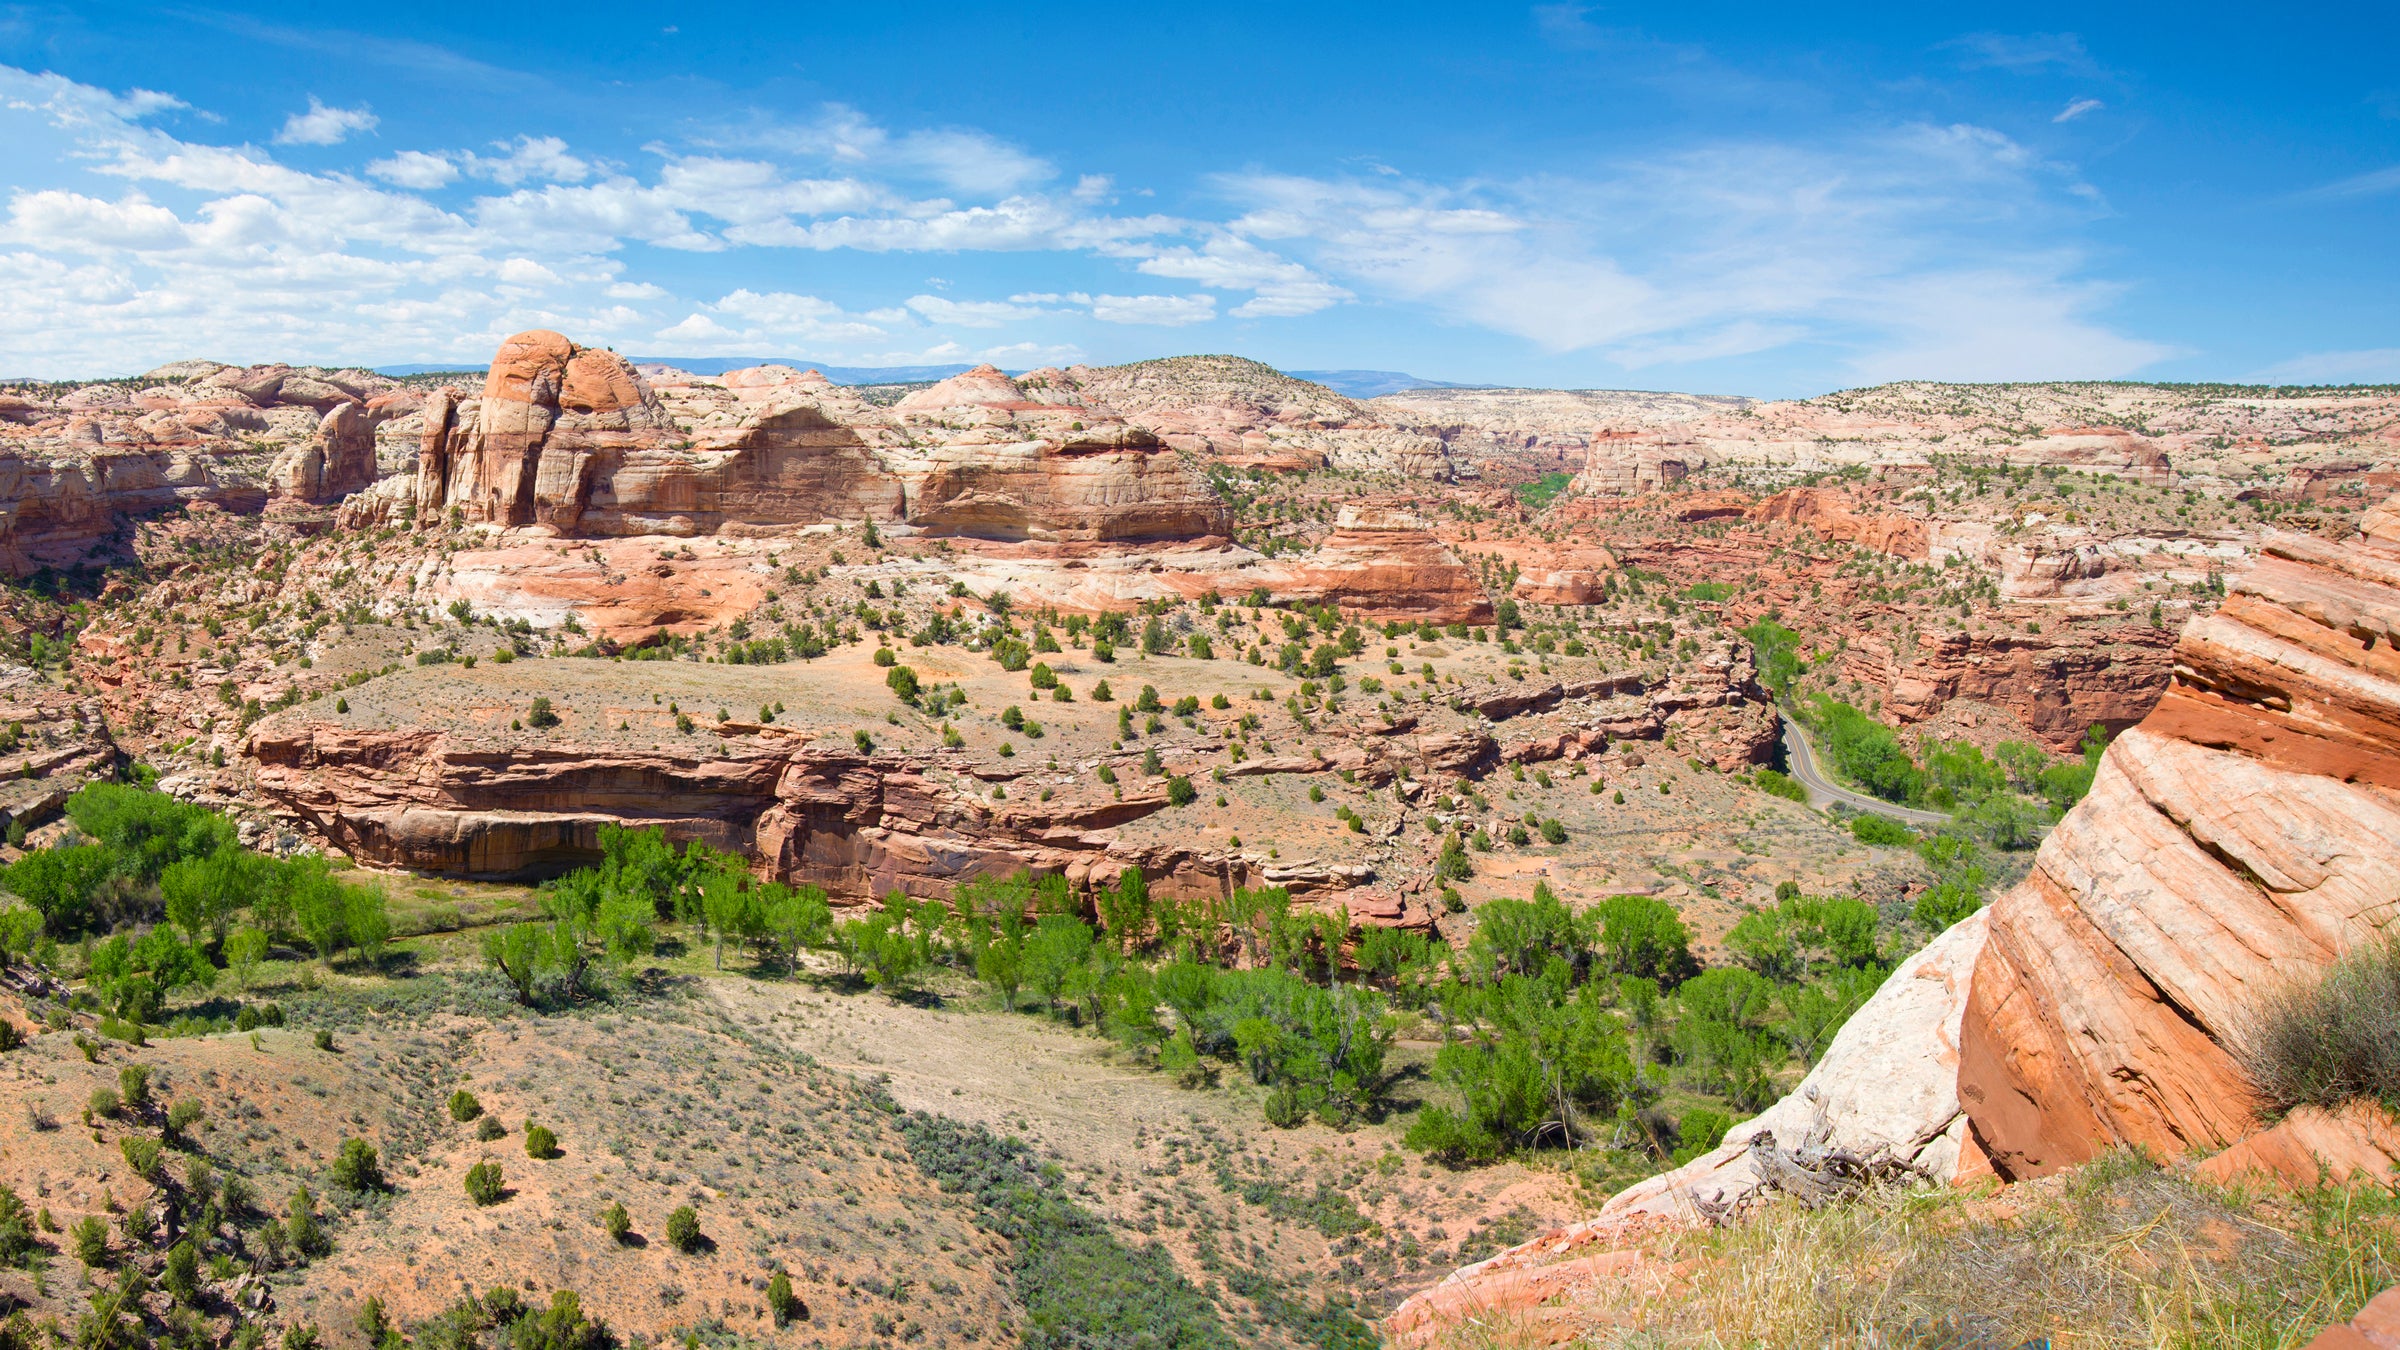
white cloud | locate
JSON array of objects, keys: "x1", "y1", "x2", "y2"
[
  {"x1": 462, "y1": 135, "x2": 590, "y2": 186},
  {"x1": 1200, "y1": 122, "x2": 2167, "y2": 379},
  {"x1": 274, "y1": 96, "x2": 378, "y2": 146},
  {"x1": 980, "y1": 340, "x2": 1084, "y2": 366},
  {"x1": 2053, "y1": 98, "x2": 2105, "y2": 123},
  {"x1": 1944, "y1": 32, "x2": 2097, "y2": 75},
  {"x1": 2247, "y1": 348, "x2": 2400, "y2": 385},
  {"x1": 1088, "y1": 293, "x2": 1216, "y2": 326},
  {"x1": 1131, "y1": 235, "x2": 1351, "y2": 316},
  {"x1": 727, "y1": 104, "x2": 1055, "y2": 195},
  {"x1": 367, "y1": 150, "x2": 458, "y2": 188},
  {"x1": 650, "y1": 289, "x2": 913, "y2": 354},
  {"x1": 906, "y1": 294, "x2": 1047, "y2": 327}
]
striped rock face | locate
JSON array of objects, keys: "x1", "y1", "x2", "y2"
[{"x1": 1958, "y1": 495, "x2": 2400, "y2": 1179}]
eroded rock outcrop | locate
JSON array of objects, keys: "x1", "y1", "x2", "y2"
[
  {"x1": 1260, "y1": 507, "x2": 1493, "y2": 624},
  {"x1": 1746, "y1": 486, "x2": 1927, "y2": 557},
  {"x1": 245, "y1": 722, "x2": 1318, "y2": 908},
  {"x1": 410, "y1": 337, "x2": 1232, "y2": 544},
  {"x1": 1957, "y1": 500, "x2": 2400, "y2": 1179}
]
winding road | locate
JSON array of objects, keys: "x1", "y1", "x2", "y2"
[{"x1": 1779, "y1": 716, "x2": 1952, "y2": 824}]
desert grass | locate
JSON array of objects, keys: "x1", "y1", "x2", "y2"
[
  {"x1": 1431, "y1": 1150, "x2": 2400, "y2": 1349},
  {"x1": 2234, "y1": 929, "x2": 2400, "y2": 1115}
]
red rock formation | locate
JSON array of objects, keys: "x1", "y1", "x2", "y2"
[
  {"x1": 1264, "y1": 507, "x2": 1493, "y2": 624},
  {"x1": 411, "y1": 335, "x2": 1231, "y2": 544},
  {"x1": 1511, "y1": 567, "x2": 1612, "y2": 605},
  {"x1": 2301, "y1": 1285, "x2": 2400, "y2": 1350},
  {"x1": 1746, "y1": 486, "x2": 1928, "y2": 557},
  {"x1": 1875, "y1": 625, "x2": 2178, "y2": 749},
  {"x1": 1026, "y1": 357, "x2": 1454, "y2": 478},
  {"x1": 270, "y1": 401, "x2": 383, "y2": 505},
  {"x1": 1957, "y1": 503, "x2": 2400, "y2": 1179},
  {"x1": 2194, "y1": 1101, "x2": 2400, "y2": 1190}
]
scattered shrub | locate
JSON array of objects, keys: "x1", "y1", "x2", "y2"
[
  {"x1": 70, "y1": 1214, "x2": 108, "y2": 1267},
  {"x1": 329, "y1": 1138, "x2": 384, "y2": 1192},
  {"x1": 448, "y1": 1088, "x2": 483, "y2": 1122},
  {"x1": 767, "y1": 1271, "x2": 806, "y2": 1326},
  {"x1": 602, "y1": 1201, "x2": 631, "y2": 1244},
  {"x1": 524, "y1": 1124, "x2": 558, "y2": 1160},
  {"x1": 464, "y1": 1160, "x2": 505, "y2": 1206},
  {"x1": 666, "y1": 1204, "x2": 703, "y2": 1253},
  {"x1": 1851, "y1": 813, "x2": 1914, "y2": 846},
  {"x1": 477, "y1": 1115, "x2": 507, "y2": 1142}
]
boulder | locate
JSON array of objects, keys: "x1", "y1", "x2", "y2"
[{"x1": 1604, "y1": 909, "x2": 1992, "y2": 1223}]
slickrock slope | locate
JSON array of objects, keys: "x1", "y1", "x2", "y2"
[
  {"x1": 1958, "y1": 497, "x2": 2400, "y2": 1178},
  {"x1": 1386, "y1": 495, "x2": 2400, "y2": 1344}
]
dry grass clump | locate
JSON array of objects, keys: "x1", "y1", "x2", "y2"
[
  {"x1": 1437, "y1": 1151, "x2": 2400, "y2": 1350},
  {"x1": 2234, "y1": 930, "x2": 2400, "y2": 1114}
]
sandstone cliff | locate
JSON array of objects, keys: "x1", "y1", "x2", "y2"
[{"x1": 407, "y1": 337, "x2": 1232, "y2": 544}]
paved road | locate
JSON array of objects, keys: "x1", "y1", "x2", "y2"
[{"x1": 1779, "y1": 716, "x2": 1951, "y2": 824}]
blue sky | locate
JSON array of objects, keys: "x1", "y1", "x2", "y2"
[{"x1": 0, "y1": 2, "x2": 2393, "y2": 395}]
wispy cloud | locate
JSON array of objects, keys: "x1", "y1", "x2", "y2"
[
  {"x1": 0, "y1": 58, "x2": 2164, "y2": 384},
  {"x1": 2247, "y1": 348, "x2": 2400, "y2": 384},
  {"x1": 2053, "y1": 98, "x2": 2104, "y2": 123},
  {"x1": 2292, "y1": 165, "x2": 2400, "y2": 201},
  {"x1": 1944, "y1": 31, "x2": 2099, "y2": 76},
  {"x1": 273, "y1": 96, "x2": 377, "y2": 146},
  {"x1": 708, "y1": 104, "x2": 1056, "y2": 196},
  {"x1": 1206, "y1": 120, "x2": 2166, "y2": 380}
]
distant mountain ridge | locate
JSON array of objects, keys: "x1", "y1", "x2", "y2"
[{"x1": 1282, "y1": 369, "x2": 1494, "y2": 398}]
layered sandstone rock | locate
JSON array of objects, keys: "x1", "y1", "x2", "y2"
[
  {"x1": 1573, "y1": 437, "x2": 1705, "y2": 496},
  {"x1": 269, "y1": 401, "x2": 383, "y2": 505},
  {"x1": 1259, "y1": 507, "x2": 1493, "y2": 624},
  {"x1": 1872, "y1": 625, "x2": 2178, "y2": 749},
  {"x1": 1512, "y1": 567, "x2": 1613, "y2": 605},
  {"x1": 411, "y1": 337, "x2": 1231, "y2": 544},
  {"x1": 0, "y1": 665, "x2": 119, "y2": 834},
  {"x1": 245, "y1": 722, "x2": 1293, "y2": 905},
  {"x1": 0, "y1": 360, "x2": 408, "y2": 568},
  {"x1": 1957, "y1": 503, "x2": 2400, "y2": 1179}
]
